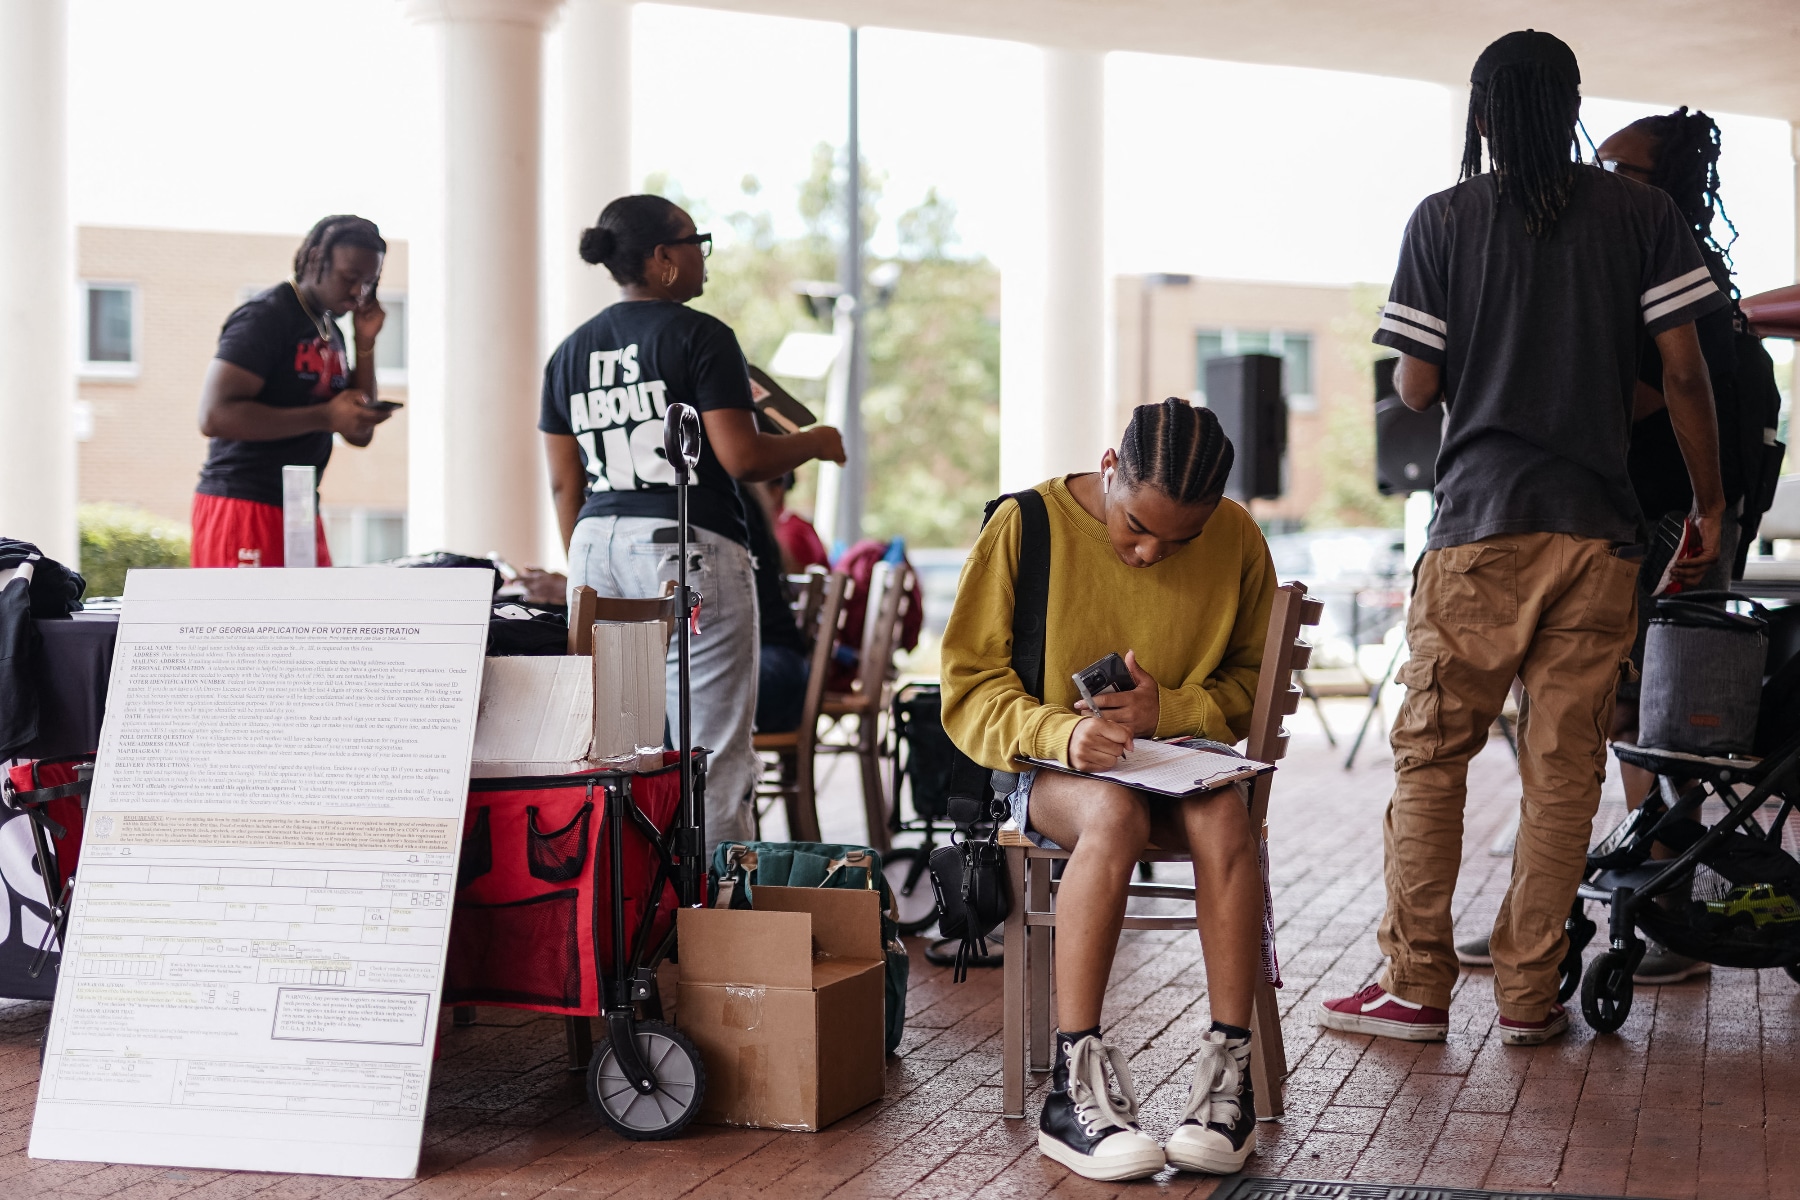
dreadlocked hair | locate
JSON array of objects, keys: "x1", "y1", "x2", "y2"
[
  {"x1": 293, "y1": 215, "x2": 386, "y2": 281},
  {"x1": 1116, "y1": 398, "x2": 1234, "y2": 505},
  {"x1": 1630, "y1": 107, "x2": 1737, "y2": 263},
  {"x1": 1460, "y1": 62, "x2": 1582, "y2": 239}
]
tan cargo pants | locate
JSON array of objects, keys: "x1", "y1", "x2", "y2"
[{"x1": 1378, "y1": 531, "x2": 1640, "y2": 1021}]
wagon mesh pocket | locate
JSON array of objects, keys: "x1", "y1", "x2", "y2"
[
  {"x1": 444, "y1": 889, "x2": 582, "y2": 1007},
  {"x1": 527, "y1": 802, "x2": 592, "y2": 882},
  {"x1": 457, "y1": 806, "x2": 493, "y2": 890}
]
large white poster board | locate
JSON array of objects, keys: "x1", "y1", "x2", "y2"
[{"x1": 29, "y1": 568, "x2": 492, "y2": 1179}]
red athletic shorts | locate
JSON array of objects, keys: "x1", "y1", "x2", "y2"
[{"x1": 189, "y1": 493, "x2": 332, "y2": 568}]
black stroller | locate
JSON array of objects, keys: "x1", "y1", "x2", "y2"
[{"x1": 1564, "y1": 595, "x2": 1800, "y2": 1032}]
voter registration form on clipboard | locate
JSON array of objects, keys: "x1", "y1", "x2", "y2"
[{"x1": 1018, "y1": 738, "x2": 1273, "y2": 798}]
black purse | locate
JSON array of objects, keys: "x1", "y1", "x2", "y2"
[{"x1": 928, "y1": 489, "x2": 1052, "y2": 982}]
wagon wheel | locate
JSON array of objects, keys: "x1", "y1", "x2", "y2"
[{"x1": 587, "y1": 1020, "x2": 705, "y2": 1140}]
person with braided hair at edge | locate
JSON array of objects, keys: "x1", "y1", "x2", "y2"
[
  {"x1": 1455, "y1": 107, "x2": 1749, "y2": 985},
  {"x1": 192, "y1": 216, "x2": 392, "y2": 567},
  {"x1": 940, "y1": 399, "x2": 1275, "y2": 1181},
  {"x1": 542, "y1": 196, "x2": 844, "y2": 849},
  {"x1": 1320, "y1": 31, "x2": 1728, "y2": 1047}
]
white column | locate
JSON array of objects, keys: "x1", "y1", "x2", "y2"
[
  {"x1": 405, "y1": 0, "x2": 561, "y2": 565},
  {"x1": 559, "y1": 0, "x2": 632, "y2": 332},
  {"x1": 1000, "y1": 48, "x2": 1106, "y2": 491},
  {"x1": 0, "y1": 1, "x2": 76, "y2": 564}
]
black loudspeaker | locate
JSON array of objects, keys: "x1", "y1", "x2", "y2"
[
  {"x1": 1205, "y1": 354, "x2": 1286, "y2": 501},
  {"x1": 1374, "y1": 356, "x2": 1443, "y2": 495}
]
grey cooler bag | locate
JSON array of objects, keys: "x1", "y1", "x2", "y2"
[{"x1": 1640, "y1": 591, "x2": 1770, "y2": 755}]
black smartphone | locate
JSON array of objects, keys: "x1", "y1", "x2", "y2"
[
  {"x1": 362, "y1": 399, "x2": 403, "y2": 413},
  {"x1": 1072, "y1": 652, "x2": 1135, "y2": 707}
]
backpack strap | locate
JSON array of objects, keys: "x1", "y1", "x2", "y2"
[{"x1": 980, "y1": 489, "x2": 1051, "y2": 703}]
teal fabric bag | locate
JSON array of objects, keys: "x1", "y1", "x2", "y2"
[{"x1": 710, "y1": 840, "x2": 910, "y2": 1055}]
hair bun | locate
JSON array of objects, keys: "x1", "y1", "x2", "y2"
[{"x1": 579, "y1": 225, "x2": 616, "y2": 265}]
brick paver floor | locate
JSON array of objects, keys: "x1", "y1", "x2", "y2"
[{"x1": 4, "y1": 698, "x2": 1795, "y2": 1198}]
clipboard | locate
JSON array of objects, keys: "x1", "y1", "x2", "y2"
[
  {"x1": 1018, "y1": 738, "x2": 1273, "y2": 798},
  {"x1": 746, "y1": 364, "x2": 817, "y2": 434}
]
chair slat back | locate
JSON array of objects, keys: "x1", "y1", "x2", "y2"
[
  {"x1": 592, "y1": 581, "x2": 680, "y2": 652},
  {"x1": 798, "y1": 572, "x2": 851, "y2": 736},
  {"x1": 567, "y1": 585, "x2": 599, "y2": 655},
  {"x1": 790, "y1": 568, "x2": 828, "y2": 644},
  {"x1": 1245, "y1": 581, "x2": 1321, "y2": 813},
  {"x1": 852, "y1": 560, "x2": 914, "y2": 702}
]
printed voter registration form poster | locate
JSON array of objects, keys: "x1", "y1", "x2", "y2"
[{"x1": 29, "y1": 568, "x2": 492, "y2": 1179}]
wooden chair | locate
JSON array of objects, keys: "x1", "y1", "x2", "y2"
[
  {"x1": 998, "y1": 581, "x2": 1324, "y2": 1120},
  {"x1": 752, "y1": 571, "x2": 851, "y2": 843},
  {"x1": 816, "y1": 560, "x2": 916, "y2": 852},
  {"x1": 566, "y1": 583, "x2": 678, "y2": 655},
  {"x1": 788, "y1": 568, "x2": 828, "y2": 637}
]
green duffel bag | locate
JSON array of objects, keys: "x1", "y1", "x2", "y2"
[{"x1": 710, "y1": 840, "x2": 910, "y2": 1056}]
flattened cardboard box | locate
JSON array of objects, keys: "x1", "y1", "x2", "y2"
[{"x1": 676, "y1": 886, "x2": 886, "y2": 1131}]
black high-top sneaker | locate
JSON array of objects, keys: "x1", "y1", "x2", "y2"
[
  {"x1": 1037, "y1": 1033, "x2": 1165, "y2": 1181},
  {"x1": 1163, "y1": 1030, "x2": 1257, "y2": 1174}
]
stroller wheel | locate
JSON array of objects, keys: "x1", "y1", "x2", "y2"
[
  {"x1": 1558, "y1": 910, "x2": 1598, "y2": 1004},
  {"x1": 882, "y1": 845, "x2": 941, "y2": 936},
  {"x1": 587, "y1": 1020, "x2": 706, "y2": 1140},
  {"x1": 1581, "y1": 949, "x2": 1636, "y2": 1034}
]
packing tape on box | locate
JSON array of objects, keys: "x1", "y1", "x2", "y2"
[{"x1": 721, "y1": 985, "x2": 763, "y2": 1032}]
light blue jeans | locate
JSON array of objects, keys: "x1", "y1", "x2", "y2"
[{"x1": 567, "y1": 515, "x2": 758, "y2": 850}]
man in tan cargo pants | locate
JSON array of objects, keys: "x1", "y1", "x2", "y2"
[{"x1": 1318, "y1": 30, "x2": 1727, "y2": 1045}]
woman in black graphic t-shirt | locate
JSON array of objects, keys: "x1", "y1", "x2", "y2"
[{"x1": 541, "y1": 195, "x2": 844, "y2": 848}]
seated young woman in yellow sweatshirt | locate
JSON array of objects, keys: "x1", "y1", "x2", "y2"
[{"x1": 941, "y1": 398, "x2": 1275, "y2": 1183}]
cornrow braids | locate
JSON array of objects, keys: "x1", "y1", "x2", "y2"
[
  {"x1": 1460, "y1": 62, "x2": 1582, "y2": 238},
  {"x1": 1629, "y1": 107, "x2": 1738, "y2": 265},
  {"x1": 1116, "y1": 398, "x2": 1235, "y2": 505},
  {"x1": 293, "y1": 215, "x2": 386, "y2": 282}
]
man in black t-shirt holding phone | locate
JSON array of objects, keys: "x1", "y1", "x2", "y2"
[{"x1": 191, "y1": 215, "x2": 395, "y2": 567}]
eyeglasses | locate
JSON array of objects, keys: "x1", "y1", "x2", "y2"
[
  {"x1": 1600, "y1": 158, "x2": 1654, "y2": 179},
  {"x1": 664, "y1": 232, "x2": 713, "y2": 259}
]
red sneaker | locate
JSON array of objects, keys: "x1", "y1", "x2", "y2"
[
  {"x1": 1497, "y1": 1003, "x2": 1570, "y2": 1046},
  {"x1": 1318, "y1": 984, "x2": 1448, "y2": 1041}
]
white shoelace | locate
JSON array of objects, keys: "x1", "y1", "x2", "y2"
[
  {"x1": 1065, "y1": 1036, "x2": 1141, "y2": 1136},
  {"x1": 1181, "y1": 1032, "x2": 1247, "y2": 1127}
]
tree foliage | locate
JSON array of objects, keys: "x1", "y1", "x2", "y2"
[
  {"x1": 1306, "y1": 283, "x2": 1406, "y2": 530},
  {"x1": 659, "y1": 147, "x2": 1000, "y2": 548}
]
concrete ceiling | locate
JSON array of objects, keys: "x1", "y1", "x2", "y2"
[{"x1": 655, "y1": 0, "x2": 1800, "y2": 123}]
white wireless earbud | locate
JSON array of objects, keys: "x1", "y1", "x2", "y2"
[{"x1": 1103, "y1": 469, "x2": 1114, "y2": 495}]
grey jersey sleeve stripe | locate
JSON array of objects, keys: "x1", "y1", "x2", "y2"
[
  {"x1": 1642, "y1": 265, "x2": 1712, "y2": 307},
  {"x1": 1384, "y1": 301, "x2": 1446, "y2": 333},
  {"x1": 1643, "y1": 279, "x2": 1719, "y2": 325},
  {"x1": 1377, "y1": 315, "x2": 1446, "y2": 351}
]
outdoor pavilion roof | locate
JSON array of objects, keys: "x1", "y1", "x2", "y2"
[{"x1": 654, "y1": 0, "x2": 1800, "y2": 122}]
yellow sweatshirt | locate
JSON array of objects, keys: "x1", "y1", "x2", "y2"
[{"x1": 940, "y1": 476, "x2": 1275, "y2": 771}]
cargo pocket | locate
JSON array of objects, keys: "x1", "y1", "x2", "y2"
[
  {"x1": 444, "y1": 890, "x2": 582, "y2": 1008},
  {"x1": 526, "y1": 802, "x2": 593, "y2": 883},
  {"x1": 1434, "y1": 543, "x2": 1518, "y2": 624},
  {"x1": 1575, "y1": 548, "x2": 1642, "y2": 632},
  {"x1": 1392, "y1": 655, "x2": 1442, "y2": 765},
  {"x1": 457, "y1": 806, "x2": 492, "y2": 891}
]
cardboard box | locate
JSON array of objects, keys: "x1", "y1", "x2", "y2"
[
  {"x1": 470, "y1": 619, "x2": 666, "y2": 777},
  {"x1": 471, "y1": 656, "x2": 595, "y2": 776},
  {"x1": 677, "y1": 886, "x2": 886, "y2": 1131}
]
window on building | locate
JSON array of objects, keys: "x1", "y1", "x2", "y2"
[
  {"x1": 322, "y1": 508, "x2": 408, "y2": 566},
  {"x1": 1195, "y1": 328, "x2": 1316, "y2": 412},
  {"x1": 82, "y1": 283, "x2": 138, "y2": 376}
]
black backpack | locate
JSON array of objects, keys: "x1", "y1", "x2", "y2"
[
  {"x1": 927, "y1": 489, "x2": 1051, "y2": 981},
  {"x1": 1729, "y1": 318, "x2": 1787, "y2": 575}
]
